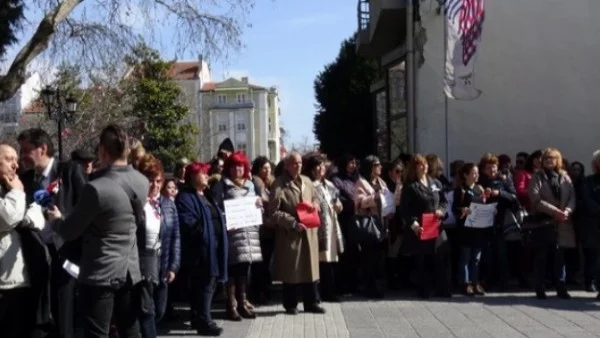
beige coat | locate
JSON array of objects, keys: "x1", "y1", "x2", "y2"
[
  {"x1": 267, "y1": 173, "x2": 320, "y2": 284},
  {"x1": 528, "y1": 170, "x2": 577, "y2": 248}
]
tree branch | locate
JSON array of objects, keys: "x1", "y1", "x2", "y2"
[{"x1": 0, "y1": 0, "x2": 83, "y2": 101}]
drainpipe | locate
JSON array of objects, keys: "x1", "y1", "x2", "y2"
[{"x1": 406, "y1": 0, "x2": 416, "y2": 154}]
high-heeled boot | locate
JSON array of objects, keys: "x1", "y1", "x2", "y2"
[
  {"x1": 237, "y1": 278, "x2": 256, "y2": 319},
  {"x1": 226, "y1": 282, "x2": 242, "y2": 321}
]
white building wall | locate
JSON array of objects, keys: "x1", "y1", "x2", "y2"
[{"x1": 416, "y1": 0, "x2": 600, "y2": 167}]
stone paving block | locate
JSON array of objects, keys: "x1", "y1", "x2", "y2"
[{"x1": 160, "y1": 291, "x2": 600, "y2": 338}]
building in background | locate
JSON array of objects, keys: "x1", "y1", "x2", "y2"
[
  {"x1": 0, "y1": 72, "x2": 42, "y2": 137},
  {"x1": 355, "y1": 0, "x2": 421, "y2": 161},
  {"x1": 168, "y1": 56, "x2": 212, "y2": 157},
  {"x1": 198, "y1": 76, "x2": 281, "y2": 163},
  {"x1": 357, "y1": 0, "x2": 600, "y2": 166}
]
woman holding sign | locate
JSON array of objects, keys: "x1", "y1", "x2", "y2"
[
  {"x1": 452, "y1": 163, "x2": 489, "y2": 296},
  {"x1": 210, "y1": 151, "x2": 263, "y2": 321},
  {"x1": 400, "y1": 154, "x2": 450, "y2": 299}
]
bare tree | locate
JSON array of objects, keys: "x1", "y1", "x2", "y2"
[
  {"x1": 289, "y1": 135, "x2": 316, "y2": 155},
  {"x1": 0, "y1": 0, "x2": 256, "y2": 102}
]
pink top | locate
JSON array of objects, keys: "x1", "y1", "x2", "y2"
[{"x1": 514, "y1": 170, "x2": 533, "y2": 210}]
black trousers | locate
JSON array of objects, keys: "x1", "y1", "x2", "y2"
[
  {"x1": 250, "y1": 236, "x2": 274, "y2": 300},
  {"x1": 80, "y1": 280, "x2": 140, "y2": 338},
  {"x1": 282, "y1": 282, "x2": 318, "y2": 310},
  {"x1": 0, "y1": 287, "x2": 34, "y2": 338},
  {"x1": 48, "y1": 244, "x2": 77, "y2": 338},
  {"x1": 190, "y1": 270, "x2": 217, "y2": 329},
  {"x1": 319, "y1": 262, "x2": 337, "y2": 300}
]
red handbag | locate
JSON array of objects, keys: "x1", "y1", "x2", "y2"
[{"x1": 296, "y1": 202, "x2": 321, "y2": 228}]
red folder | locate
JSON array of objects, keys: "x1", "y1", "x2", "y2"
[
  {"x1": 420, "y1": 213, "x2": 440, "y2": 240},
  {"x1": 296, "y1": 202, "x2": 321, "y2": 228}
]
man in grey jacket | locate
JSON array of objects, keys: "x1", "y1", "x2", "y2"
[{"x1": 48, "y1": 125, "x2": 149, "y2": 338}]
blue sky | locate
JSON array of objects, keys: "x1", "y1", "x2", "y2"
[
  {"x1": 3, "y1": 0, "x2": 358, "y2": 146},
  {"x1": 204, "y1": 0, "x2": 358, "y2": 146}
]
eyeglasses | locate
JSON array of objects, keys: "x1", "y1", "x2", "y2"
[
  {"x1": 374, "y1": 163, "x2": 382, "y2": 167},
  {"x1": 395, "y1": 169, "x2": 403, "y2": 174}
]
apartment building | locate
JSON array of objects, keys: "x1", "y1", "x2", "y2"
[
  {"x1": 168, "y1": 56, "x2": 212, "y2": 157},
  {"x1": 0, "y1": 72, "x2": 42, "y2": 137},
  {"x1": 198, "y1": 77, "x2": 282, "y2": 163},
  {"x1": 356, "y1": 0, "x2": 600, "y2": 166}
]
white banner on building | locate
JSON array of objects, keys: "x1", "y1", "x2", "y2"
[{"x1": 443, "y1": 0, "x2": 485, "y2": 100}]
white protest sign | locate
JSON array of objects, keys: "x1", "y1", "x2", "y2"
[
  {"x1": 464, "y1": 202, "x2": 497, "y2": 228},
  {"x1": 224, "y1": 196, "x2": 263, "y2": 231},
  {"x1": 381, "y1": 190, "x2": 396, "y2": 218}
]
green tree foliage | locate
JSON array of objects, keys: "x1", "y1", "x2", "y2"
[
  {"x1": 313, "y1": 35, "x2": 379, "y2": 160},
  {"x1": 124, "y1": 43, "x2": 197, "y2": 170},
  {"x1": 0, "y1": 0, "x2": 24, "y2": 60}
]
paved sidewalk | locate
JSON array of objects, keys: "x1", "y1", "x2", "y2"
[{"x1": 159, "y1": 291, "x2": 600, "y2": 337}]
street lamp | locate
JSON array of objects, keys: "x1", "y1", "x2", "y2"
[{"x1": 41, "y1": 86, "x2": 78, "y2": 160}]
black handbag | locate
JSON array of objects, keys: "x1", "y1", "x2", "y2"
[{"x1": 348, "y1": 214, "x2": 385, "y2": 243}]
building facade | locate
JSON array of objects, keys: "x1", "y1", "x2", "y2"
[
  {"x1": 168, "y1": 57, "x2": 212, "y2": 157},
  {"x1": 198, "y1": 77, "x2": 281, "y2": 163},
  {"x1": 357, "y1": 0, "x2": 600, "y2": 166},
  {"x1": 0, "y1": 72, "x2": 42, "y2": 137}
]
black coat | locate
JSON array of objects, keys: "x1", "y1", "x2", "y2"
[
  {"x1": 16, "y1": 227, "x2": 53, "y2": 338},
  {"x1": 20, "y1": 159, "x2": 87, "y2": 262},
  {"x1": 400, "y1": 177, "x2": 447, "y2": 255}
]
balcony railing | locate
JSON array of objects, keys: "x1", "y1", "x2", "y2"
[
  {"x1": 357, "y1": 0, "x2": 370, "y2": 31},
  {"x1": 208, "y1": 101, "x2": 255, "y2": 110}
]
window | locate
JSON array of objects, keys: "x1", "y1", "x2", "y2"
[
  {"x1": 218, "y1": 122, "x2": 227, "y2": 132},
  {"x1": 236, "y1": 93, "x2": 247, "y2": 103},
  {"x1": 237, "y1": 122, "x2": 246, "y2": 131},
  {"x1": 268, "y1": 117, "x2": 272, "y2": 132},
  {"x1": 216, "y1": 94, "x2": 227, "y2": 104},
  {"x1": 237, "y1": 143, "x2": 247, "y2": 152}
]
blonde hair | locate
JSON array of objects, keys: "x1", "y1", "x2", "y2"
[
  {"x1": 592, "y1": 150, "x2": 600, "y2": 173},
  {"x1": 128, "y1": 139, "x2": 146, "y2": 169},
  {"x1": 542, "y1": 147, "x2": 564, "y2": 173}
]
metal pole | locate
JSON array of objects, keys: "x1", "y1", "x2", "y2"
[
  {"x1": 443, "y1": 6, "x2": 450, "y2": 175},
  {"x1": 406, "y1": 0, "x2": 416, "y2": 154},
  {"x1": 58, "y1": 117, "x2": 63, "y2": 161}
]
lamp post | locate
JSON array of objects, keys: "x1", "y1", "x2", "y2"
[{"x1": 41, "y1": 86, "x2": 77, "y2": 160}]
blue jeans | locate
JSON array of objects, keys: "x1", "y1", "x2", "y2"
[
  {"x1": 459, "y1": 247, "x2": 482, "y2": 285},
  {"x1": 154, "y1": 281, "x2": 168, "y2": 323},
  {"x1": 534, "y1": 246, "x2": 566, "y2": 292}
]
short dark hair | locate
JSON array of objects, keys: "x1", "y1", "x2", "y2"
[
  {"x1": 99, "y1": 124, "x2": 128, "y2": 160},
  {"x1": 17, "y1": 128, "x2": 55, "y2": 157},
  {"x1": 516, "y1": 152, "x2": 529, "y2": 159}
]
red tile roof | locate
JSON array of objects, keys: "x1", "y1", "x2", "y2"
[
  {"x1": 201, "y1": 82, "x2": 216, "y2": 92},
  {"x1": 167, "y1": 62, "x2": 200, "y2": 80},
  {"x1": 22, "y1": 99, "x2": 45, "y2": 115}
]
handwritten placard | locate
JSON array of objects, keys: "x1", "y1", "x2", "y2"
[
  {"x1": 464, "y1": 202, "x2": 497, "y2": 228},
  {"x1": 380, "y1": 190, "x2": 396, "y2": 217},
  {"x1": 224, "y1": 196, "x2": 262, "y2": 230}
]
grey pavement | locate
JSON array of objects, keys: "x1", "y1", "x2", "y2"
[{"x1": 159, "y1": 291, "x2": 600, "y2": 337}]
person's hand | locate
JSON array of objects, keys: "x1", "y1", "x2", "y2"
[
  {"x1": 435, "y1": 209, "x2": 445, "y2": 219},
  {"x1": 411, "y1": 221, "x2": 422, "y2": 236},
  {"x1": 333, "y1": 201, "x2": 343, "y2": 213},
  {"x1": 166, "y1": 271, "x2": 176, "y2": 284},
  {"x1": 295, "y1": 223, "x2": 307, "y2": 232},
  {"x1": 1, "y1": 174, "x2": 23, "y2": 191},
  {"x1": 46, "y1": 205, "x2": 62, "y2": 221},
  {"x1": 460, "y1": 207, "x2": 470, "y2": 219},
  {"x1": 562, "y1": 209, "x2": 571, "y2": 221},
  {"x1": 474, "y1": 185, "x2": 485, "y2": 196},
  {"x1": 255, "y1": 197, "x2": 263, "y2": 208},
  {"x1": 491, "y1": 189, "x2": 500, "y2": 197}
]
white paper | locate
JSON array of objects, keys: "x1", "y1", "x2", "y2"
[
  {"x1": 62, "y1": 259, "x2": 80, "y2": 279},
  {"x1": 380, "y1": 190, "x2": 396, "y2": 218},
  {"x1": 224, "y1": 196, "x2": 263, "y2": 231},
  {"x1": 464, "y1": 202, "x2": 497, "y2": 228}
]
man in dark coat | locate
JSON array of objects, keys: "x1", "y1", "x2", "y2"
[{"x1": 17, "y1": 128, "x2": 87, "y2": 338}]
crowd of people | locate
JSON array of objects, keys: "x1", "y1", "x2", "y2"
[{"x1": 1, "y1": 124, "x2": 600, "y2": 338}]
